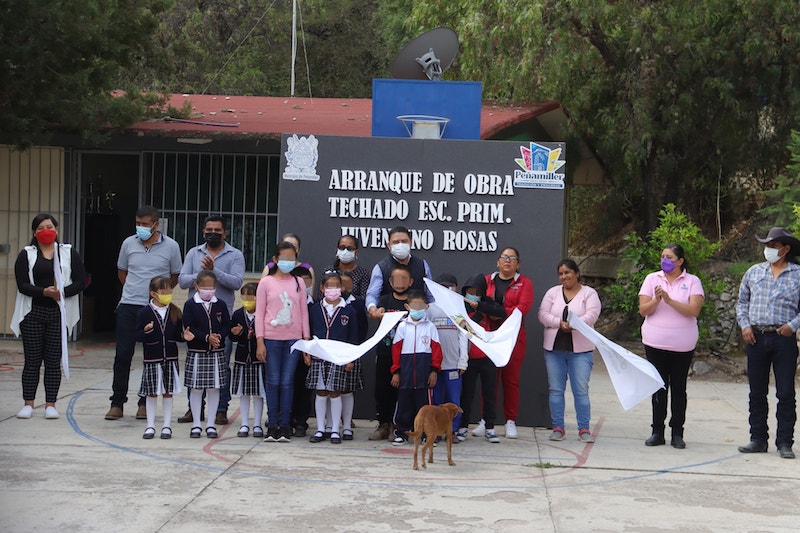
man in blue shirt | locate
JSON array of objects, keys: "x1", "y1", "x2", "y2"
[
  {"x1": 177, "y1": 215, "x2": 245, "y2": 426},
  {"x1": 106, "y1": 206, "x2": 183, "y2": 420},
  {"x1": 736, "y1": 227, "x2": 800, "y2": 459}
]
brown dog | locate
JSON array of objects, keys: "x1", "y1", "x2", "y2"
[{"x1": 406, "y1": 403, "x2": 463, "y2": 470}]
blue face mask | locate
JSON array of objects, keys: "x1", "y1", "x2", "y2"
[
  {"x1": 465, "y1": 293, "x2": 481, "y2": 303},
  {"x1": 409, "y1": 309, "x2": 426, "y2": 321},
  {"x1": 136, "y1": 226, "x2": 153, "y2": 240},
  {"x1": 277, "y1": 260, "x2": 295, "y2": 274}
]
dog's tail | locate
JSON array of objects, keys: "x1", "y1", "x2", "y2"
[{"x1": 406, "y1": 430, "x2": 422, "y2": 438}]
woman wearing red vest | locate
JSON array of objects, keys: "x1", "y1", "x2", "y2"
[{"x1": 484, "y1": 246, "x2": 534, "y2": 439}]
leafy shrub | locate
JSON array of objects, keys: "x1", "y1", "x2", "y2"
[
  {"x1": 607, "y1": 204, "x2": 723, "y2": 347},
  {"x1": 760, "y1": 129, "x2": 800, "y2": 234}
]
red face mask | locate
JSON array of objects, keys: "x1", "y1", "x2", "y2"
[{"x1": 36, "y1": 229, "x2": 57, "y2": 245}]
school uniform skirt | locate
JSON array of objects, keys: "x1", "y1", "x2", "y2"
[
  {"x1": 232, "y1": 362, "x2": 266, "y2": 397},
  {"x1": 307, "y1": 358, "x2": 364, "y2": 392},
  {"x1": 184, "y1": 349, "x2": 227, "y2": 389},
  {"x1": 139, "y1": 360, "x2": 182, "y2": 397}
]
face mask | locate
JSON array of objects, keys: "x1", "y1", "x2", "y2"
[
  {"x1": 204, "y1": 232, "x2": 223, "y2": 248},
  {"x1": 764, "y1": 246, "x2": 783, "y2": 264},
  {"x1": 324, "y1": 287, "x2": 342, "y2": 301},
  {"x1": 242, "y1": 300, "x2": 256, "y2": 312},
  {"x1": 136, "y1": 226, "x2": 153, "y2": 241},
  {"x1": 276, "y1": 260, "x2": 295, "y2": 274},
  {"x1": 336, "y1": 248, "x2": 356, "y2": 264},
  {"x1": 35, "y1": 229, "x2": 57, "y2": 245},
  {"x1": 465, "y1": 293, "x2": 481, "y2": 303},
  {"x1": 155, "y1": 293, "x2": 173, "y2": 306},
  {"x1": 198, "y1": 288, "x2": 215, "y2": 301},
  {"x1": 390, "y1": 242, "x2": 410, "y2": 260},
  {"x1": 660, "y1": 258, "x2": 676, "y2": 274},
  {"x1": 408, "y1": 309, "x2": 426, "y2": 321}
]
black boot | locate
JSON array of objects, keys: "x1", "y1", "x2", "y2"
[{"x1": 645, "y1": 428, "x2": 666, "y2": 446}]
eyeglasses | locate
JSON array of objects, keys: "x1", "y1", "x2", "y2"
[
  {"x1": 499, "y1": 255, "x2": 518, "y2": 262},
  {"x1": 337, "y1": 245, "x2": 356, "y2": 251}
]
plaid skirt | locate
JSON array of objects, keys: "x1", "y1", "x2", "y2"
[
  {"x1": 232, "y1": 362, "x2": 266, "y2": 397},
  {"x1": 306, "y1": 358, "x2": 364, "y2": 392},
  {"x1": 139, "y1": 360, "x2": 182, "y2": 396},
  {"x1": 184, "y1": 349, "x2": 227, "y2": 389}
]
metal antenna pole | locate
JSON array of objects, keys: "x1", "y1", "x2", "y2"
[{"x1": 291, "y1": 0, "x2": 297, "y2": 96}]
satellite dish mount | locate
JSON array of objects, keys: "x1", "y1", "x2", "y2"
[
  {"x1": 391, "y1": 27, "x2": 459, "y2": 81},
  {"x1": 416, "y1": 49, "x2": 443, "y2": 80}
]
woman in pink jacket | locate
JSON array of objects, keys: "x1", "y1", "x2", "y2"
[{"x1": 538, "y1": 259, "x2": 601, "y2": 443}]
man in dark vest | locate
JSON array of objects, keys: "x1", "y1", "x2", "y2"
[
  {"x1": 365, "y1": 226, "x2": 433, "y2": 318},
  {"x1": 364, "y1": 226, "x2": 434, "y2": 440}
]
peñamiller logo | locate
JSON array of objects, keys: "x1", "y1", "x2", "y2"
[
  {"x1": 513, "y1": 142, "x2": 565, "y2": 189},
  {"x1": 283, "y1": 134, "x2": 320, "y2": 181}
]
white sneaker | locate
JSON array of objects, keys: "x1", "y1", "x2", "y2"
[
  {"x1": 485, "y1": 429, "x2": 500, "y2": 443},
  {"x1": 471, "y1": 419, "x2": 486, "y2": 437},
  {"x1": 505, "y1": 420, "x2": 518, "y2": 439},
  {"x1": 45, "y1": 406, "x2": 60, "y2": 419},
  {"x1": 16, "y1": 405, "x2": 34, "y2": 419}
]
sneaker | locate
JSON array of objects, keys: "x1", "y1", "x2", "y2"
[
  {"x1": 456, "y1": 428, "x2": 468, "y2": 442},
  {"x1": 472, "y1": 419, "x2": 486, "y2": 437},
  {"x1": 16, "y1": 405, "x2": 34, "y2": 419},
  {"x1": 549, "y1": 427, "x2": 566, "y2": 441},
  {"x1": 263, "y1": 426, "x2": 279, "y2": 442},
  {"x1": 277, "y1": 427, "x2": 291, "y2": 443},
  {"x1": 391, "y1": 435, "x2": 408, "y2": 446},
  {"x1": 579, "y1": 429, "x2": 595, "y2": 443},
  {"x1": 44, "y1": 406, "x2": 60, "y2": 419},
  {"x1": 485, "y1": 429, "x2": 500, "y2": 443},
  {"x1": 505, "y1": 420, "x2": 518, "y2": 439}
]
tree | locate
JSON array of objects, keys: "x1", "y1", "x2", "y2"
[
  {"x1": 0, "y1": 0, "x2": 173, "y2": 146},
  {"x1": 404, "y1": 1, "x2": 800, "y2": 232}
]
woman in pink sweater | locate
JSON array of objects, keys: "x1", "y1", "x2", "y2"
[
  {"x1": 255, "y1": 241, "x2": 310, "y2": 442},
  {"x1": 538, "y1": 259, "x2": 601, "y2": 443}
]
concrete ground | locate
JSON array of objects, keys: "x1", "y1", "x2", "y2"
[{"x1": 1, "y1": 338, "x2": 798, "y2": 533}]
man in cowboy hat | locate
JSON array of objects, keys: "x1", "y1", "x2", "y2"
[{"x1": 735, "y1": 227, "x2": 800, "y2": 459}]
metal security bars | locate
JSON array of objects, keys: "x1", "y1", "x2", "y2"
[{"x1": 142, "y1": 151, "x2": 279, "y2": 273}]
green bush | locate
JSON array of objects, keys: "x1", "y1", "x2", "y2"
[
  {"x1": 607, "y1": 204, "x2": 723, "y2": 348},
  {"x1": 760, "y1": 129, "x2": 800, "y2": 234}
]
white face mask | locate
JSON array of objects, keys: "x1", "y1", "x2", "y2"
[
  {"x1": 764, "y1": 246, "x2": 783, "y2": 264},
  {"x1": 336, "y1": 248, "x2": 356, "y2": 264},
  {"x1": 390, "y1": 242, "x2": 410, "y2": 260}
]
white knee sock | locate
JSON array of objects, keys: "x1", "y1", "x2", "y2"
[
  {"x1": 146, "y1": 396, "x2": 157, "y2": 428},
  {"x1": 162, "y1": 396, "x2": 173, "y2": 428},
  {"x1": 253, "y1": 396, "x2": 264, "y2": 427},
  {"x1": 189, "y1": 389, "x2": 204, "y2": 427},
  {"x1": 341, "y1": 392, "x2": 354, "y2": 431},
  {"x1": 206, "y1": 389, "x2": 220, "y2": 428},
  {"x1": 240, "y1": 395, "x2": 251, "y2": 427},
  {"x1": 325, "y1": 397, "x2": 333, "y2": 432},
  {"x1": 330, "y1": 396, "x2": 342, "y2": 434},
  {"x1": 315, "y1": 394, "x2": 328, "y2": 432}
]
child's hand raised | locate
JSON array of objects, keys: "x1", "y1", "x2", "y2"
[
  {"x1": 144, "y1": 321, "x2": 154, "y2": 333},
  {"x1": 183, "y1": 327, "x2": 195, "y2": 341},
  {"x1": 231, "y1": 324, "x2": 243, "y2": 336}
]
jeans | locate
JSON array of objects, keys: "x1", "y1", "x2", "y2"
[
  {"x1": 544, "y1": 350, "x2": 594, "y2": 431},
  {"x1": 433, "y1": 368, "x2": 463, "y2": 433},
  {"x1": 111, "y1": 304, "x2": 146, "y2": 407},
  {"x1": 645, "y1": 345, "x2": 693, "y2": 437},
  {"x1": 263, "y1": 339, "x2": 301, "y2": 428},
  {"x1": 745, "y1": 330, "x2": 798, "y2": 447}
]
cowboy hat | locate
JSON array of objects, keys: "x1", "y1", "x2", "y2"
[{"x1": 755, "y1": 227, "x2": 800, "y2": 257}]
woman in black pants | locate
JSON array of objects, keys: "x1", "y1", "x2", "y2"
[{"x1": 11, "y1": 213, "x2": 85, "y2": 420}]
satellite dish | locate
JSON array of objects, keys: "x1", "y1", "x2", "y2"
[{"x1": 391, "y1": 27, "x2": 458, "y2": 81}]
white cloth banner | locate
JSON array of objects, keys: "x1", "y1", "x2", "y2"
[
  {"x1": 291, "y1": 311, "x2": 407, "y2": 366},
  {"x1": 568, "y1": 311, "x2": 664, "y2": 410},
  {"x1": 423, "y1": 278, "x2": 522, "y2": 368},
  {"x1": 52, "y1": 247, "x2": 70, "y2": 381}
]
